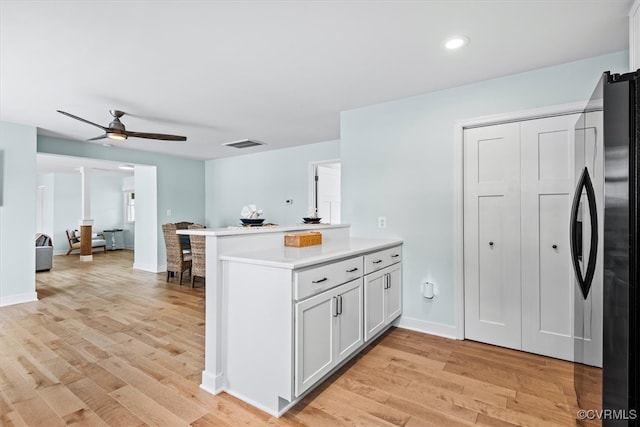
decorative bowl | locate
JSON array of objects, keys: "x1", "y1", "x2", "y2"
[
  {"x1": 302, "y1": 217, "x2": 322, "y2": 224},
  {"x1": 240, "y1": 218, "x2": 265, "y2": 225}
]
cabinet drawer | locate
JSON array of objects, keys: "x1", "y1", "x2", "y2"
[
  {"x1": 294, "y1": 256, "x2": 364, "y2": 301},
  {"x1": 364, "y1": 246, "x2": 402, "y2": 274}
]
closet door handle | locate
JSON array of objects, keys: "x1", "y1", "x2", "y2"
[
  {"x1": 332, "y1": 296, "x2": 339, "y2": 317},
  {"x1": 338, "y1": 295, "x2": 343, "y2": 315}
]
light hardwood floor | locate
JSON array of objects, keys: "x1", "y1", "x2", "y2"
[{"x1": 1, "y1": 250, "x2": 601, "y2": 426}]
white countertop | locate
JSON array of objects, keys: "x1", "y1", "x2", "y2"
[
  {"x1": 220, "y1": 238, "x2": 403, "y2": 269},
  {"x1": 177, "y1": 223, "x2": 350, "y2": 237}
]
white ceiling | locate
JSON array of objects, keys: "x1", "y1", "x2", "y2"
[{"x1": 0, "y1": 0, "x2": 633, "y2": 161}]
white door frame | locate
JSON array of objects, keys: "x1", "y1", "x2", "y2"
[
  {"x1": 307, "y1": 159, "x2": 341, "y2": 218},
  {"x1": 453, "y1": 101, "x2": 589, "y2": 339}
]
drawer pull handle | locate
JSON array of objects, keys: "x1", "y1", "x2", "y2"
[
  {"x1": 312, "y1": 277, "x2": 328, "y2": 284},
  {"x1": 373, "y1": 260, "x2": 383, "y2": 264},
  {"x1": 346, "y1": 267, "x2": 359, "y2": 273},
  {"x1": 391, "y1": 254, "x2": 400, "y2": 258}
]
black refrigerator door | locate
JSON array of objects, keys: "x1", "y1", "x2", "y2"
[
  {"x1": 573, "y1": 74, "x2": 605, "y2": 419},
  {"x1": 602, "y1": 70, "x2": 638, "y2": 425}
]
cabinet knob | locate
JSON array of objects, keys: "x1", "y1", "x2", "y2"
[
  {"x1": 489, "y1": 241, "x2": 494, "y2": 247},
  {"x1": 552, "y1": 244, "x2": 558, "y2": 249}
]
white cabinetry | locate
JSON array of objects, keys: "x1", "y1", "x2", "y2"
[
  {"x1": 221, "y1": 239, "x2": 402, "y2": 417},
  {"x1": 295, "y1": 278, "x2": 363, "y2": 396},
  {"x1": 363, "y1": 247, "x2": 402, "y2": 342}
]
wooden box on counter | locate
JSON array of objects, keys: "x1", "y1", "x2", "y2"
[{"x1": 284, "y1": 231, "x2": 322, "y2": 247}]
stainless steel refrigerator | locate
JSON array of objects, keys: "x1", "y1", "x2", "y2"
[{"x1": 572, "y1": 69, "x2": 639, "y2": 425}]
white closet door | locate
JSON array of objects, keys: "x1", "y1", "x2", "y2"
[
  {"x1": 520, "y1": 114, "x2": 578, "y2": 360},
  {"x1": 464, "y1": 123, "x2": 522, "y2": 349}
]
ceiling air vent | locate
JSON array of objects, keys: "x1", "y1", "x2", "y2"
[{"x1": 222, "y1": 139, "x2": 265, "y2": 149}]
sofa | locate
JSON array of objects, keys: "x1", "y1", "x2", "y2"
[{"x1": 35, "y1": 233, "x2": 53, "y2": 272}]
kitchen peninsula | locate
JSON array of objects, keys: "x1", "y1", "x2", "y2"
[{"x1": 178, "y1": 224, "x2": 402, "y2": 416}]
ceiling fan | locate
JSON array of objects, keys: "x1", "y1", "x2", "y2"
[{"x1": 56, "y1": 109, "x2": 187, "y2": 142}]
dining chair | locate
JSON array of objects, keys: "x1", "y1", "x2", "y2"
[
  {"x1": 187, "y1": 224, "x2": 206, "y2": 288},
  {"x1": 161, "y1": 223, "x2": 192, "y2": 285}
]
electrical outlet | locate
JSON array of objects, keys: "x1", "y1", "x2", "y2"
[{"x1": 378, "y1": 216, "x2": 387, "y2": 228}]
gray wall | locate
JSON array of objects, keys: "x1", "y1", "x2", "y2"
[
  {"x1": 341, "y1": 51, "x2": 629, "y2": 335},
  {"x1": 205, "y1": 140, "x2": 339, "y2": 227},
  {"x1": 1, "y1": 122, "x2": 37, "y2": 306}
]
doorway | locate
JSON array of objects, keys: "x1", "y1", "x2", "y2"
[
  {"x1": 309, "y1": 160, "x2": 341, "y2": 224},
  {"x1": 36, "y1": 154, "x2": 159, "y2": 272}
]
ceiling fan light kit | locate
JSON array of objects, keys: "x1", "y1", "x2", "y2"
[
  {"x1": 56, "y1": 109, "x2": 187, "y2": 142},
  {"x1": 107, "y1": 132, "x2": 127, "y2": 140}
]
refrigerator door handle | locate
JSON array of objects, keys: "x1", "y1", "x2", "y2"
[{"x1": 570, "y1": 167, "x2": 599, "y2": 300}]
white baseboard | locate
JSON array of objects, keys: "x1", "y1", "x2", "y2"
[
  {"x1": 200, "y1": 370, "x2": 224, "y2": 394},
  {"x1": 0, "y1": 292, "x2": 38, "y2": 307},
  {"x1": 397, "y1": 316, "x2": 459, "y2": 339},
  {"x1": 133, "y1": 262, "x2": 164, "y2": 273}
]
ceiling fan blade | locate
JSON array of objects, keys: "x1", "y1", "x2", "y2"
[
  {"x1": 124, "y1": 130, "x2": 187, "y2": 141},
  {"x1": 86, "y1": 134, "x2": 108, "y2": 141},
  {"x1": 57, "y1": 110, "x2": 107, "y2": 130}
]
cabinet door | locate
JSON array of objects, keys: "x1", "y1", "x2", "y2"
[
  {"x1": 464, "y1": 123, "x2": 522, "y2": 349},
  {"x1": 336, "y1": 278, "x2": 364, "y2": 363},
  {"x1": 385, "y1": 265, "x2": 402, "y2": 324},
  {"x1": 364, "y1": 271, "x2": 386, "y2": 342},
  {"x1": 295, "y1": 289, "x2": 336, "y2": 396}
]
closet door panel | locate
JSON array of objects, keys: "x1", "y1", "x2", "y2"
[
  {"x1": 477, "y1": 195, "x2": 506, "y2": 324},
  {"x1": 464, "y1": 123, "x2": 521, "y2": 349},
  {"x1": 521, "y1": 114, "x2": 578, "y2": 361},
  {"x1": 538, "y1": 193, "x2": 572, "y2": 336}
]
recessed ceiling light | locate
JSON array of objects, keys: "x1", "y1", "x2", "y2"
[{"x1": 444, "y1": 36, "x2": 469, "y2": 50}]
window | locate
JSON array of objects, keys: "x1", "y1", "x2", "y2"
[{"x1": 126, "y1": 192, "x2": 135, "y2": 223}]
